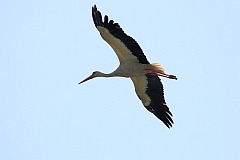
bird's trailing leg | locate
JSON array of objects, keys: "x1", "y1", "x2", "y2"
[{"x1": 157, "y1": 73, "x2": 177, "y2": 80}]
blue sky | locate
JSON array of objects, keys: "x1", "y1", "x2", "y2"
[{"x1": 1, "y1": 0, "x2": 240, "y2": 160}]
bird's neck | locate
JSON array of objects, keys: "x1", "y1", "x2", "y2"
[{"x1": 96, "y1": 72, "x2": 115, "y2": 77}]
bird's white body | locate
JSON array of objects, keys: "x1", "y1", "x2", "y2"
[{"x1": 111, "y1": 62, "x2": 154, "y2": 77}]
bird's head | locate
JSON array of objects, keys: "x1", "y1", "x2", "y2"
[{"x1": 78, "y1": 71, "x2": 102, "y2": 84}]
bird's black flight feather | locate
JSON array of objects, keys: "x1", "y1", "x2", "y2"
[{"x1": 92, "y1": 5, "x2": 149, "y2": 64}]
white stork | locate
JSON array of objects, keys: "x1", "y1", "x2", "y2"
[{"x1": 79, "y1": 5, "x2": 177, "y2": 128}]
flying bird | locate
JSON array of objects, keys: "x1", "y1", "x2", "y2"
[{"x1": 79, "y1": 5, "x2": 177, "y2": 128}]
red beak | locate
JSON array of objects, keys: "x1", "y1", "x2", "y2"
[{"x1": 78, "y1": 75, "x2": 94, "y2": 84}]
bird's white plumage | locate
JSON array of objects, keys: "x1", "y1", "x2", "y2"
[
  {"x1": 131, "y1": 76, "x2": 151, "y2": 106},
  {"x1": 79, "y1": 5, "x2": 176, "y2": 128}
]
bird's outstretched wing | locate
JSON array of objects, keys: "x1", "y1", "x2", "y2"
[
  {"x1": 131, "y1": 75, "x2": 173, "y2": 128},
  {"x1": 92, "y1": 5, "x2": 149, "y2": 64}
]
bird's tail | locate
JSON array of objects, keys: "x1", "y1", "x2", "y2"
[
  {"x1": 148, "y1": 63, "x2": 177, "y2": 80},
  {"x1": 150, "y1": 63, "x2": 165, "y2": 74}
]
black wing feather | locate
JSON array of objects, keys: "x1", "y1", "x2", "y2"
[
  {"x1": 145, "y1": 75, "x2": 174, "y2": 128},
  {"x1": 92, "y1": 5, "x2": 149, "y2": 64}
]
